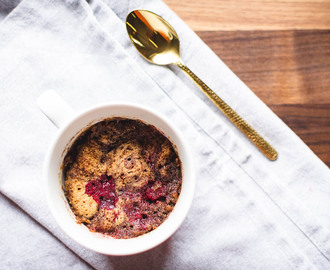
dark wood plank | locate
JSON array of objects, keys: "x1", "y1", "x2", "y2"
[
  {"x1": 196, "y1": 30, "x2": 330, "y2": 167},
  {"x1": 196, "y1": 30, "x2": 330, "y2": 104}
]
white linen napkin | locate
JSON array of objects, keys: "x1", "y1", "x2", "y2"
[{"x1": 0, "y1": 0, "x2": 329, "y2": 269}]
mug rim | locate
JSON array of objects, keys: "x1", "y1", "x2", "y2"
[{"x1": 43, "y1": 102, "x2": 195, "y2": 255}]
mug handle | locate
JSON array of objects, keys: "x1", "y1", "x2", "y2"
[{"x1": 37, "y1": 90, "x2": 77, "y2": 128}]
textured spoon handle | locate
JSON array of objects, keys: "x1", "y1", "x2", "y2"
[{"x1": 176, "y1": 62, "x2": 278, "y2": 161}]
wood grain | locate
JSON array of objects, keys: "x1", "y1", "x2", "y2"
[
  {"x1": 164, "y1": 0, "x2": 330, "y2": 30},
  {"x1": 164, "y1": 0, "x2": 330, "y2": 167},
  {"x1": 197, "y1": 30, "x2": 330, "y2": 104}
]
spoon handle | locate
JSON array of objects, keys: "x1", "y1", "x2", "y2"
[{"x1": 175, "y1": 62, "x2": 278, "y2": 161}]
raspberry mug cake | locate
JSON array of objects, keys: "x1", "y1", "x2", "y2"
[
  {"x1": 39, "y1": 91, "x2": 194, "y2": 255},
  {"x1": 63, "y1": 118, "x2": 182, "y2": 239}
]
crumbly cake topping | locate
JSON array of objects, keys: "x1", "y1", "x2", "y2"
[{"x1": 64, "y1": 118, "x2": 182, "y2": 238}]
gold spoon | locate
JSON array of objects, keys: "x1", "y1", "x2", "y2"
[{"x1": 126, "y1": 10, "x2": 278, "y2": 161}]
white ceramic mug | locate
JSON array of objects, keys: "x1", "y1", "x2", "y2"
[{"x1": 37, "y1": 90, "x2": 195, "y2": 255}]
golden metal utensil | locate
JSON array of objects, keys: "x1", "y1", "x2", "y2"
[{"x1": 126, "y1": 10, "x2": 278, "y2": 160}]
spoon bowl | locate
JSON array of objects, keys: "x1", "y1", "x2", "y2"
[
  {"x1": 126, "y1": 10, "x2": 181, "y2": 65},
  {"x1": 126, "y1": 10, "x2": 278, "y2": 161}
]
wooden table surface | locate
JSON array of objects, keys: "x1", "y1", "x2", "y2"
[{"x1": 163, "y1": 0, "x2": 330, "y2": 167}]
